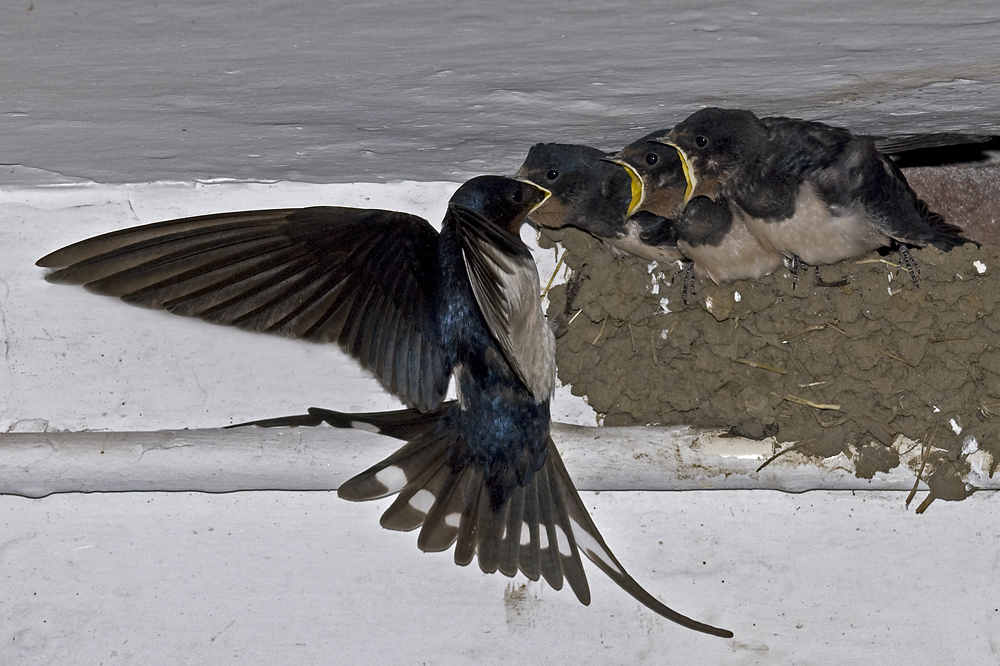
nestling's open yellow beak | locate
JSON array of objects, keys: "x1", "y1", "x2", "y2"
[
  {"x1": 607, "y1": 159, "x2": 645, "y2": 217},
  {"x1": 652, "y1": 140, "x2": 696, "y2": 206}
]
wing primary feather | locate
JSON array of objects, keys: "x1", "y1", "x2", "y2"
[
  {"x1": 78, "y1": 236, "x2": 291, "y2": 297},
  {"x1": 339, "y1": 279, "x2": 383, "y2": 363},
  {"x1": 43, "y1": 225, "x2": 289, "y2": 282},
  {"x1": 378, "y1": 306, "x2": 403, "y2": 396},
  {"x1": 229, "y1": 404, "x2": 445, "y2": 441},
  {"x1": 36, "y1": 209, "x2": 302, "y2": 268},
  {"x1": 395, "y1": 325, "x2": 414, "y2": 406},
  {"x1": 194, "y1": 250, "x2": 340, "y2": 322},
  {"x1": 257, "y1": 273, "x2": 349, "y2": 337},
  {"x1": 301, "y1": 277, "x2": 358, "y2": 343},
  {"x1": 407, "y1": 331, "x2": 425, "y2": 409},
  {"x1": 358, "y1": 291, "x2": 390, "y2": 372},
  {"x1": 166, "y1": 253, "x2": 321, "y2": 321}
]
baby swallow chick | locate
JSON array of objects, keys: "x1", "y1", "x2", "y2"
[
  {"x1": 517, "y1": 142, "x2": 682, "y2": 263},
  {"x1": 657, "y1": 107, "x2": 973, "y2": 285},
  {"x1": 613, "y1": 131, "x2": 784, "y2": 297}
]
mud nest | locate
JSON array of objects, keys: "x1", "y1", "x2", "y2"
[{"x1": 541, "y1": 226, "x2": 1000, "y2": 489}]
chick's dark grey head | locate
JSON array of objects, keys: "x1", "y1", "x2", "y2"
[
  {"x1": 614, "y1": 130, "x2": 688, "y2": 219},
  {"x1": 518, "y1": 143, "x2": 612, "y2": 191},
  {"x1": 618, "y1": 132, "x2": 686, "y2": 187},
  {"x1": 516, "y1": 143, "x2": 633, "y2": 231},
  {"x1": 665, "y1": 107, "x2": 767, "y2": 176}
]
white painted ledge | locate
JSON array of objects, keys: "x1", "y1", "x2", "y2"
[{"x1": 4, "y1": 424, "x2": 995, "y2": 499}]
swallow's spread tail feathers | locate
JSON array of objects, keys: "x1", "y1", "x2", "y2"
[
  {"x1": 239, "y1": 404, "x2": 734, "y2": 638},
  {"x1": 864, "y1": 155, "x2": 974, "y2": 251}
]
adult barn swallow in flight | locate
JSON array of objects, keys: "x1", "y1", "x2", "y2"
[
  {"x1": 517, "y1": 142, "x2": 683, "y2": 264},
  {"x1": 656, "y1": 108, "x2": 972, "y2": 284},
  {"x1": 36, "y1": 175, "x2": 732, "y2": 637}
]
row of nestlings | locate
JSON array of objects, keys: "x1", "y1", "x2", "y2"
[{"x1": 517, "y1": 107, "x2": 975, "y2": 303}]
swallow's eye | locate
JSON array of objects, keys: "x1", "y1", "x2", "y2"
[
  {"x1": 512, "y1": 188, "x2": 524, "y2": 203},
  {"x1": 645, "y1": 153, "x2": 658, "y2": 166},
  {"x1": 546, "y1": 169, "x2": 559, "y2": 181},
  {"x1": 695, "y1": 135, "x2": 708, "y2": 148}
]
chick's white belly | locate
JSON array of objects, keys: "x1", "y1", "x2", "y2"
[{"x1": 744, "y1": 185, "x2": 885, "y2": 266}]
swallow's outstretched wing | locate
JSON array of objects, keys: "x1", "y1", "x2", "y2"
[{"x1": 37, "y1": 207, "x2": 451, "y2": 412}]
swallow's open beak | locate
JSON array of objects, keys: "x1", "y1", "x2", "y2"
[
  {"x1": 651, "y1": 139, "x2": 696, "y2": 206},
  {"x1": 603, "y1": 158, "x2": 645, "y2": 217},
  {"x1": 517, "y1": 179, "x2": 552, "y2": 214}
]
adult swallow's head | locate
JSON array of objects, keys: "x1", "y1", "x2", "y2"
[{"x1": 449, "y1": 175, "x2": 550, "y2": 235}]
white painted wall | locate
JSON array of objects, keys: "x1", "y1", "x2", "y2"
[
  {"x1": 2, "y1": 0, "x2": 998, "y2": 186},
  {"x1": 3, "y1": 1, "x2": 999, "y2": 663}
]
